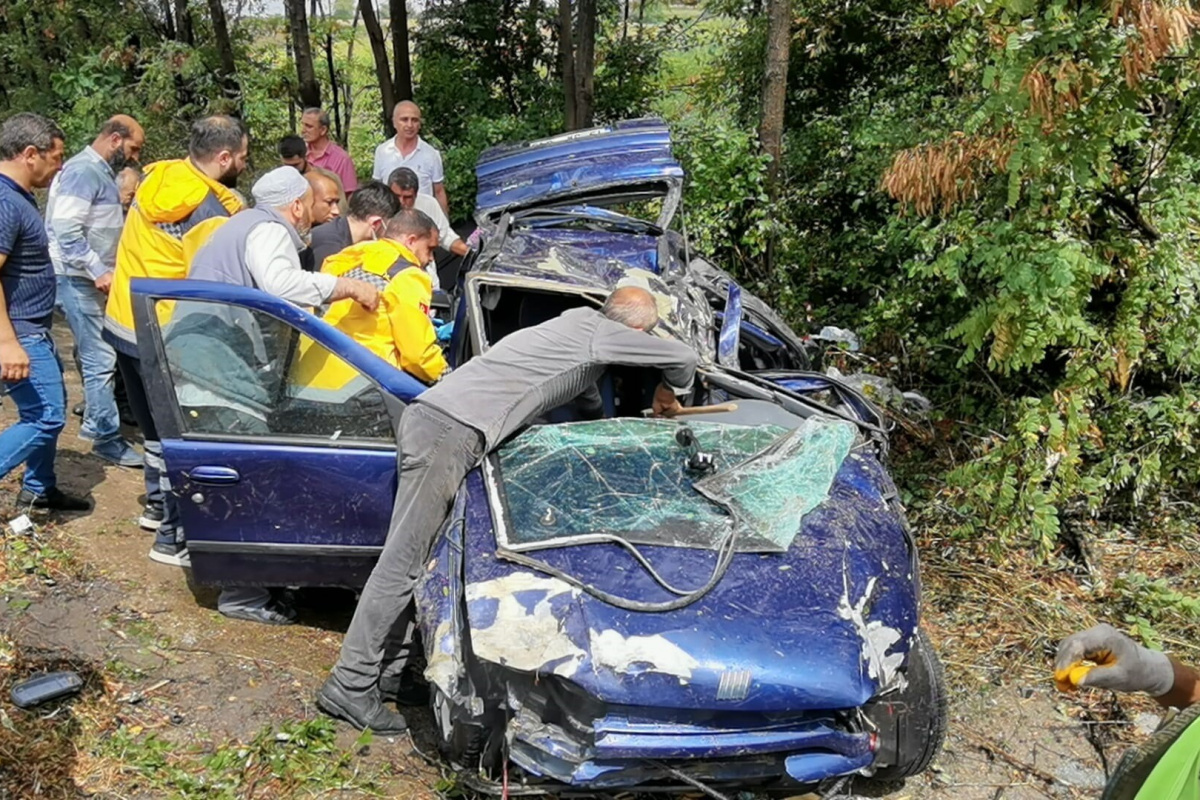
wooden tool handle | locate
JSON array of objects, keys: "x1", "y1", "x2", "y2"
[{"x1": 643, "y1": 402, "x2": 740, "y2": 417}]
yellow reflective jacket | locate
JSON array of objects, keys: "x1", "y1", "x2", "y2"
[
  {"x1": 294, "y1": 239, "x2": 448, "y2": 392},
  {"x1": 104, "y1": 159, "x2": 243, "y2": 353}
]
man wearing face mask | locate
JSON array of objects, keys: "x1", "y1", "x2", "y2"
[
  {"x1": 294, "y1": 208, "x2": 446, "y2": 388},
  {"x1": 186, "y1": 166, "x2": 380, "y2": 625},
  {"x1": 46, "y1": 115, "x2": 146, "y2": 469},
  {"x1": 309, "y1": 180, "x2": 398, "y2": 272}
]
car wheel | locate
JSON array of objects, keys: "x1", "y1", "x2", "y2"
[
  {"x1": 432, "y1": 685, "x2": 504, "y2": 776},
  {"x1": 867, "y1": 628, "x2": 948, "y2": 779}
]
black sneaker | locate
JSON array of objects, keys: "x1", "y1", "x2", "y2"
[
  {"x1": 15, "y1": 487, "x2": 91, "y2": 512},
  {"x1": 317, "y1": 677, "x2": 408, "y2": 735},
  {"x1": 138, "y1": 504, "x2": 165, "y2": 531}
]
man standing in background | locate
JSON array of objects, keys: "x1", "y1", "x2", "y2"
[
  {"x1": 303, "y1": 108, "x2": 357, "y2": 195},
  {"x1": 105, "y1": 115, "x2": 248, "y2": 567},
  {"x1": 371, "y1": 101, "x2": 449, "y2": 215},
  {"x1": 0, "y1": 113, "x2": 89, "y2": 512},
  {"x1": 278, "y1": 135, "x2": 309, "y2": 174},
  {"x1": 45, "y1": 115, "x2": 146, "y2": 469}
]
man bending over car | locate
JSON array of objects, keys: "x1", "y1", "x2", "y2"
[{"x1": 318, "y1": 286, "x2": 698, "y2": 733}]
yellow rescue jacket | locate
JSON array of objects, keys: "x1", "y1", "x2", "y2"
[
  {"x1": 293, "y1": 239, "x2": 448, "y2": 394},
  {"x1": 104, "y1": 159, "x2": 243, "y2": 352}
]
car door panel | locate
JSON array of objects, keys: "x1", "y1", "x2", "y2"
[{"x1": 130, "y1": 278, "x2": 426, "y2": 589}]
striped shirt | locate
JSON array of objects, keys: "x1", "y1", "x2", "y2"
[{"x1": 45, "y1": 146, "x2": 123, "y2": 280}]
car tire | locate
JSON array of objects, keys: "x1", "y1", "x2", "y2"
[
  {"x1": 432, "y1": 685, "x2": 504, "y2": 776},
  {"x1": 868, "y1": 628, "x2": 948, "y2": 780}
]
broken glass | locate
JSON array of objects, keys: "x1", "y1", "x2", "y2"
[{"x1": 491, "y1": 417, "x2": 856, "y2": 553}]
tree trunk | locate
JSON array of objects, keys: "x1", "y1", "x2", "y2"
[
  {"x1": 574, "y1": 0, "x2": 596, "y2": 128},
  {"x1": 359, "y1": 0, "x2": 395, "y2": 136},
  {"x1": 558, "y1": 0, "x2": 578, "y2": 129},
  {"x1": 759, "y1": 0, "x2": 791, "y2": 274},
  {"x1": 159, "y1": 0, "x2": 177, "y2": 40},
  {"x1": 344, "y1": 4, "x2": 361, "y2": 144},
  {"x1": 206, "y1": 0, "x2": 242, "y2": 111},
  {"x1": 388, "y1": 0, "x2": 412, "y2": 102},
  {"x1": 286, "y1": 0, "x2": 322, "y2": 108},
  {"x1": 174, "y1": 0, "x2": 194, "y2": 45}
]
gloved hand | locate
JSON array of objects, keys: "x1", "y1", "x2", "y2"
[
  {"x1": 436, "y1": 320, "x2": 455, "y2": 343},
  {"x1": 1054, "y1": 623, "x2": 1175, "y2": 696}
]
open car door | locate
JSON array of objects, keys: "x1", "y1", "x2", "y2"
[{"x1": 129, "y1": 278, "x2": 427, "y2": 589}]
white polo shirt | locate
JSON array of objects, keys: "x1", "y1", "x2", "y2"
[
  {"x1": 372, "y1": 135, "x2": 445, "y2": 196},
  {"x1": 413, "y1": 192, "x2": 460, "y2": 250}
]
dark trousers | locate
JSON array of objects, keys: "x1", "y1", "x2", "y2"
[
  {"x1": 114, "y1": 351, "x2": 179, "y2": 546},
  {"x1": 332, "y1": 403, "x2": 484, "y2": 691}
]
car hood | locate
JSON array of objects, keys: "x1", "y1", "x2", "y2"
[{"x1": 460, "y1": 450, "x2": 918, "y2": 712}]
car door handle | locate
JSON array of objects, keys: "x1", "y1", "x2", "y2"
[{"x1": 188, "y1": 466, "x2": 241, "y2": 485}]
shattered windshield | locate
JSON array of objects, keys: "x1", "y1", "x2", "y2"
[{"x1": 491, "y1": 418, "x2": 857, "y2": 553}]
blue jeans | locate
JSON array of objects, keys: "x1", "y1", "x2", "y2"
[
  {"x1": 56, "y1": 275, "x2": 121, "y2": 444},
  {"x1": 0, "y1": 331, "x2": 66, "y2": 494}
]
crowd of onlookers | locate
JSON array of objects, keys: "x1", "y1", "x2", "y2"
[{"x1": 0, "y1": 101, "x2": 469, "y2": 624}]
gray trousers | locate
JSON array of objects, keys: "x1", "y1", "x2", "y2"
[{"x1": 333, "y1": 402, "x2": 484, "y2": 692}]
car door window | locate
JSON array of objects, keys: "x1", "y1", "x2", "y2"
[{"x1": 157, "y1": 298, "x2": 394, "y2": 444}]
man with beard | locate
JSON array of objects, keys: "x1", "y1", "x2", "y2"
[
  {"x1": 187, "y1": 166, "x2": 379, "y2": 624},
  {"x1": 104, "y1": 115, "x2": 248, "y2": 568},
  {"x1": 46, "y1": 115, "x2": 146, "y2": 469}
]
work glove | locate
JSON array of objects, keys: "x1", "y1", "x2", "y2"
[
  {"x1": 436, "y1": 320, "x2": 455, "y2": 343},
  {"x1": 1054, "y1": 623, "x2": 1175, "y2": 697}
]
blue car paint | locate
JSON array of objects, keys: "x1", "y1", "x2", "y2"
[
  {"x1": 476, "y1": 119, "x2": 683, "y2": 220},
  {"x1": 455, "y1": 453, "x2": 915, "y2": 714}
]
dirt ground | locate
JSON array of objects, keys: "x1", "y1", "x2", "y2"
[{"x1": 0, "y1": 321, "x2": 1150, "y2": 799}]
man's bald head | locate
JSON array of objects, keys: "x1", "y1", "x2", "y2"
[
  {"x1": 94, "y1": 114, "x2": 145, "y2": 172},
  {"x1": 392, "y1": 101, "x2": 423, "y2": 143},
  {"x1": 601, "y1": 287, "x2": 659, "y2": 331},
  {"x1": 305, "y1": 169, "x2": 342, "y2": 225}
]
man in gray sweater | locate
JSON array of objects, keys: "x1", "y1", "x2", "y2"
[{"x1": 317, "y1": 286, "x2": 699, "y2": 733}]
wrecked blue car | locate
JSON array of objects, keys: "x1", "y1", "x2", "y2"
[{"x1": 129, "y1": 118, "x2": 944, "y2": 794}]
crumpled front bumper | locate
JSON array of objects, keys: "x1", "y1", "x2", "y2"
[{"x1": 506, "y1": 704, "x2": 876, "y2": 788}]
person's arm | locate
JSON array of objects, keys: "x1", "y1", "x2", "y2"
[
  {"x1": 47, "y1": 170, "x2": 112, "y2": 288},
  {"x1": 0, "y1": 253, "x2": 28, "y2": 382},
  {"x1": 433, "y1": 183, "x2": 450, "y2": 216},
  {"x1": 386, "y1": 269, "x2": 447, "y2": 383},
  {"x1": 591, "y1": 323, "x2": 698, "y2": 418},
  {"x1": 418, "y1": 195, "x2": 461, "y2": 253},
  {"x1": 430, "y1": 149, "x2": 449, "y2": 215},
  {"x1": 245, "y1": 224, "x2": 347, "y2": 307},
  {"x1": 1055, "y1": 623, "x2": 1200, "y2": 708},
  {"x1": 0, "y1": 205, "x2": 28, "y2": 381},
  {"x1": 371, "y1": 145, "x2": 387, "y2": 182},
  {"x1": 337, "y1": 152, "x2": 359, "y2": 194}
]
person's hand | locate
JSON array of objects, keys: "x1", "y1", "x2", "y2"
[
  {"x1": 652, "y1": 384, "x2": 683, "y2": 418},
  {"x1": 436, "y1": 320, "x2": 454, "y2": 343},
  {"x1": 335, "y1": 277, "x2": 380, "y2": 312},
  {"x1": 0, "y1": 339, "x2": 30, "y2": 382},
  {"x1": 1055, "y1": 623, "x2": 1175, "y2": 696},
  {"x1": 94, "y1": 270, "x2": 113, "y2": 294}
]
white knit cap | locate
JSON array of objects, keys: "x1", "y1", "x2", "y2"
[{"x1": 252, "y1": 166, "x2": 310, "y2": 208}]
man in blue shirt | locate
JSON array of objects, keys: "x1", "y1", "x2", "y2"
[
  {"x1": 0, "y1": 113, "x2": 89, "y2": 511},
  {"x1": 46, "y1": 115, "x2": 146, "y2": 469}
]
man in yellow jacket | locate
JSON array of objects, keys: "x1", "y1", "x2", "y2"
[
  {"x1": 294, "y1": 209, "x2": 447, "y2": 396},
  {"x1": 102, "y1": 116, "x2": 249, "y2": 568}
]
